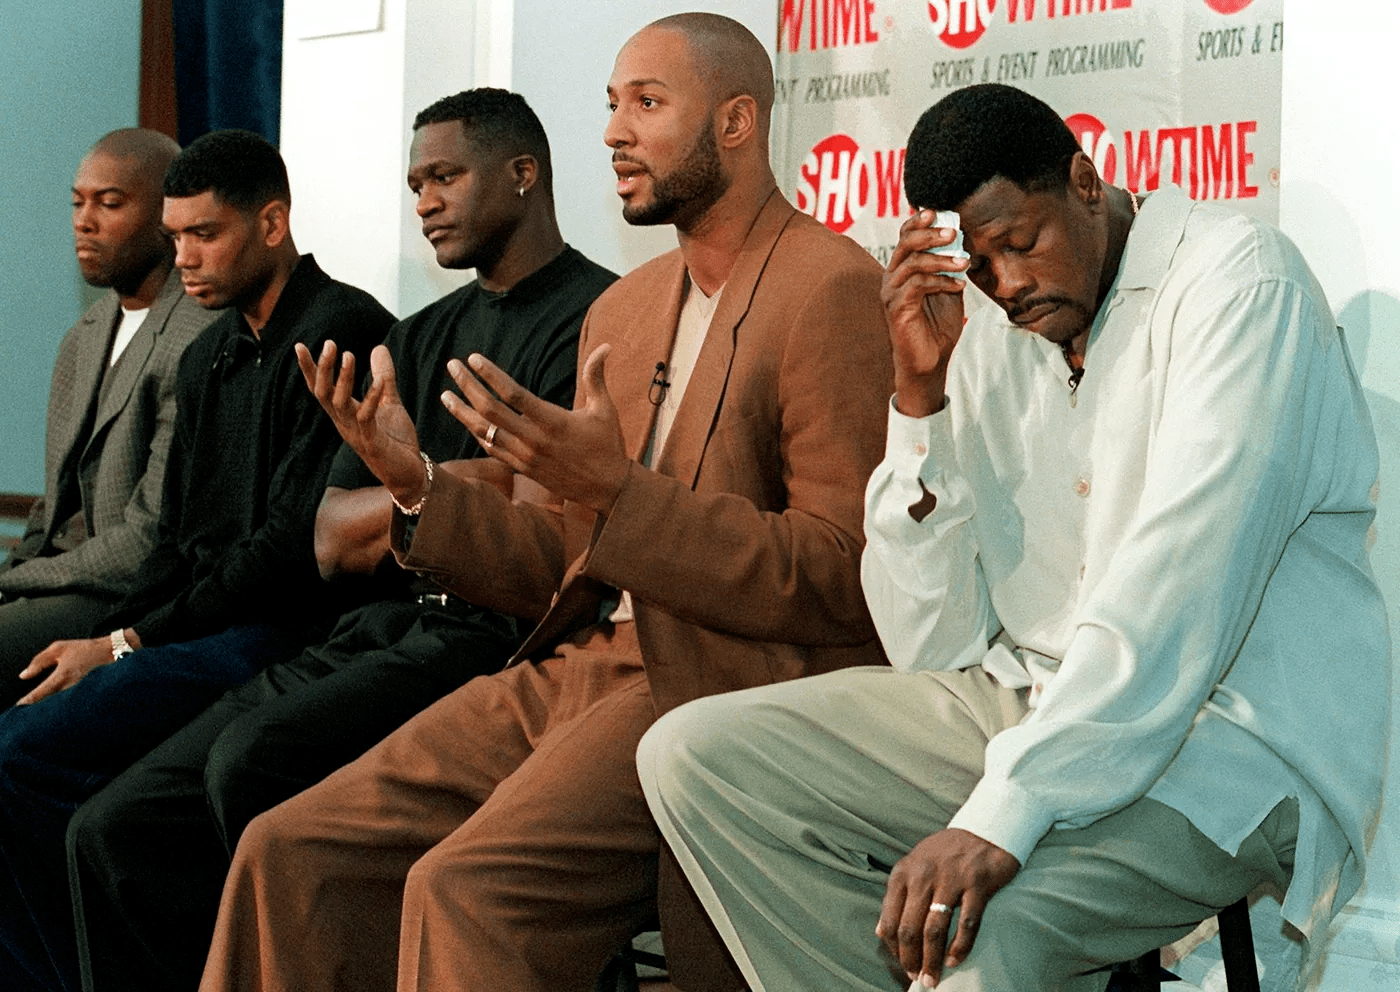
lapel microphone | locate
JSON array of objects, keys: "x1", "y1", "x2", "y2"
[{"x1": 648, "y1": 361, "x2": 671, "y2": 406}]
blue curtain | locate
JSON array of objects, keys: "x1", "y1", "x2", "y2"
[{"x1": 172, "y1": 0, "x2": 284, "y2": 145}]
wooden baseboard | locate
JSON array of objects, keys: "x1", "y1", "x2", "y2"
[{"x1": 0, "y1": 493, "x2": 39, "y2": 521}]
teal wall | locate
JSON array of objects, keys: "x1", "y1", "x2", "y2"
[{"x1": 0, "y1": 0, "x2": 141, "y2": 495}]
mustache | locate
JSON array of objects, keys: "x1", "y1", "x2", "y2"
[
  {"x1": 611, "y1": 153, "x2": 647, "y2": 169},
  {"x1": 1004, "y1": 295, "x2": 1075, "y2": 321}
]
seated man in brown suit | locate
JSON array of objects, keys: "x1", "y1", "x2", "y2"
[
  {"x1": 200, "y1": 13, "x2": 893, "y2": 992},
  {"x1": 0, "y1": 129, "x2": 216, "y2": 706}
]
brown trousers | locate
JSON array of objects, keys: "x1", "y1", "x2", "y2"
[{"x1": 199, "y1": 622, "x2": 718, "y2": 992}]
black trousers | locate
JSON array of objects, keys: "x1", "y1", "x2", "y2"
[
  {"x1": 66, "y1": 598, "x2": 518, "y2": 992},
  {"x1": 1, "y1": 624, "x2": 302, "y2": 992}
]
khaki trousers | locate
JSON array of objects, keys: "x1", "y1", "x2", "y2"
[
  {"x1": 638, "y1": 665, "x2": 1296, "y2": 992},
  {"x1": 199, "y1": 623, "x2": 674, "y2": 992}
]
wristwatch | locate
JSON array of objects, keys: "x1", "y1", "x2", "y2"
[{"x1": 109, "y1": 628, "x2": 136, "y2": 661}]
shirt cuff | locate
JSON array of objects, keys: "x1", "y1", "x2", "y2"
[
  {"x1": 884, "y1": 395, "x2": 957, "y2": 473},
  {"x1": 947, "y1": 774, "x2": 1056, "y2": 867}
]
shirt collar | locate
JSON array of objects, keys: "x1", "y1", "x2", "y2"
[
  {"x1": 252, "y1": 253, "x2": 324, "y2": 347},
  {"x1": 214, "y1": 254, "x2": 325, "y2": 373},
  {"x1": 1114, "y1": 185, "x2": 1195, "y2": 292},
  {"x1": 480, "y1": 245, "x2": 577, "y2": 307}
]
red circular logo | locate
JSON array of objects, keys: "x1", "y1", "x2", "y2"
[
  {"x1": 928, "y1": 0, "x2": 996, "y2": 50},
  {"x1": 1203, "y1": 0, "x2": 1254, "y2": 13},
  {"x1": 796, "y1": 134, "x2": 871, "y2": 234},
  {"x1": 1065, "y1": 113, "x2": 1117, "y2": 186}
]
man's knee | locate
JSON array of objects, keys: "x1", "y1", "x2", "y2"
[
  {"x1": 0, "y1": 701, "x2": 58, "y2": 791},
  {"x1": 404, "y1": 839, "x2": 487, "y2": 918},
  {"x1": 66, "y1": 785, "x2": 126, "y2": 871},
  {"x1": 204, "y1": 715, "x2": 285, "y2": 848},
  {"x1": 638, "y1": 694, "x2": 753, "y2": 804}
]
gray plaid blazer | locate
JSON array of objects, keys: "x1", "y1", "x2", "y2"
[{"x1": 0, "y1": 267, "x2": 218, "y2": 599}]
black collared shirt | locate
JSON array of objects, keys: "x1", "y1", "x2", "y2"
[{"x1": 112, "y1": 255, "x2": 395, "y2": 646}]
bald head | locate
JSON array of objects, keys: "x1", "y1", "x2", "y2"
[
  {"x1": 645, "y1": 13, "x2": 774, "y2": 140},
  {"x1": 87, "y1": 128, "x2": 181, "y2": 193}
]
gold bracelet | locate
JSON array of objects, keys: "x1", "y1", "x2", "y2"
[{"x1": 391, "y1": 450, "x2": 434, "y2": 516}]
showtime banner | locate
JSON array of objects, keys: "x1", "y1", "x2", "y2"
[{"x1": 771, "y1": 0, "x2": 1284, "y2": 267}]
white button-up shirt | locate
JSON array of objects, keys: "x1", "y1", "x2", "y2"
[{"x1": 862, "y1": 186, "x2": 1389, "y2": 936}]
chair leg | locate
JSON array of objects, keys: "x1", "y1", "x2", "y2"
[
  {"x1": 1217, "y1": 898, "x2": 1261, "y2": 992},
  {"x1": 1105, "y1": 949, "x2": 1162, "y2": 991},
  {"x1": 596, "y1": 953, "x2": 640, "y2": 992}
]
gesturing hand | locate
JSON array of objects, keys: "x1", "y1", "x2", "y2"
[
  {"x1": 295, "y1": 342, "x2": 429, "y2": 509},
  {"x1": 17, "y1": 637, "x2": 114, "y2": 705},
  {"x1": 442, "y1": 343, "x2": 629, "y2": 515},
  {"x1": 876, "y1": 828, "x2": 1020, "y2": 988},
  {"x1": 882, "y1": 211, "x2": 970, "y2": 419}
]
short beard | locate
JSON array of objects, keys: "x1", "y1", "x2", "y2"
[{"x1": 624, "y1": 121, "x2": 730, "y2": 228}]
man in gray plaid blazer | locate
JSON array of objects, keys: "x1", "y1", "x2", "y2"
[{"x1": 0, "y1": 129, "x2": 217, "y2": 706}]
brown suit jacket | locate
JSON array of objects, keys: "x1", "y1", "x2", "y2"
[
  {"x1": 397, "y1": 192, "x2": 893, "y2": 711},
  {"x1": 395, "y1": 193, "x2": 893, "y2": 985},
  {"x1": 0, "y1": 268, "x2": 218, "y2": 599}
]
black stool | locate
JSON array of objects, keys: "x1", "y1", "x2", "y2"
[
  {"x1": 596, "y1": 939, "x2": 668, "y2": 992},
  {"x1": 1105, "y1": 897, "x2": 1259, "y2": 992}
]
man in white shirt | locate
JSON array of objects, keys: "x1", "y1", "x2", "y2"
[{"x1": 638, "y1": 83, "x2": 1389, "y2": 991}]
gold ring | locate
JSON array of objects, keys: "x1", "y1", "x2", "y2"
[{"x1": 484, "y1": 424, "x2": 498, "y2": 448}]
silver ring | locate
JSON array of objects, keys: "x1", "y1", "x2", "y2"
[
  {"x1": 484, "y1": 424, "x2": 498, "y2": 448},
  {"x1": 929, "y1": 901, "x2": 953, "y2": 915}
]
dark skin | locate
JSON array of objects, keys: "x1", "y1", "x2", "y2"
[
  {"x1": 876, "y1": 151, "x2": 1135, "y2": 986},
  {"x1": 310, "y1": 122, "x2": 563, "y2": 580}
]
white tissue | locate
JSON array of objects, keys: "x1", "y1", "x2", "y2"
[{"x1": 923, "y1": 209, "x2": 969, "y2": 280}]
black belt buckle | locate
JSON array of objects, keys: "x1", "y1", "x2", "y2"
[{"x1": 416, "y1": 592, "x2": 449, "y2": 608}]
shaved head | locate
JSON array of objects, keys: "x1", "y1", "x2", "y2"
[
  {"x1": 87, "y1": 128, "x2": 181, "y2": 193},
  {"x1": 645, "y1": 13, "x2": 774, "y2": 140}
]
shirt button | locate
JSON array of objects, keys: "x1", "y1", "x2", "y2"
[
  {"x1": 1033, "y1": 683, "x2": 1044, "y2": 693},
  {"x1": 1073, "y1": 477, "x2": 1091, "y2": 497},
  {"x1": 914, "y1": 442, "x2": 928, "y2": 456},
  {"x1": 1079, "y1": 563, "x2": 1086, "y2": 579}
]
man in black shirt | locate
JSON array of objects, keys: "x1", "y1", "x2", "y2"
[
  {"x1": 0, "y1": 130, "x2": 393, "y2": 992},
  {"x1": 65, "y1": 91, "x2": 617, "y2": 992}
]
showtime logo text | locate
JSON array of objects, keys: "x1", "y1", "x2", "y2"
[
  {"x1": 1006, "y1": 0, "x2": 1133, "y2": 19},
  {"x1": 795, "y1": 134, "x2": 908, "y2": 234},
  {"x1": 929, "y1": 0, "x2": 1134, "y2": 50},
  {"x1": 928, "y1": 0, "x2": 995, "y2": 49},
  {"x1": 1067, "y1": 113, "x2": 1260, "y2": 199},
  {"x1": 779, "y1": 0, "x2": 880, "y2": 51}
]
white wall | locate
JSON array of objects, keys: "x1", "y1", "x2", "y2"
[
  {"x1": 0, "y1": 0, "x2": 140, "y2": 495},
  {"x1": 1279, "y1": 2, "x2": 1400, "y2": 989},
  {"x1": 280, "y1": 0, "x2": 514, "y2": 317}
]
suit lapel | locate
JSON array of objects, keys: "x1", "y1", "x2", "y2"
[
  {"x1": 54, "y1": 294, "x2": 119, "y2": 475},
  {"x1": 90, "y1": 267, "x2": 183, "y2": 440},
  {"x1": 654, "y1": 192, "x2": 796, "y2": 488},
  {"x1": 605, "y1": 254, "x2": 688, "y2": 462}
]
